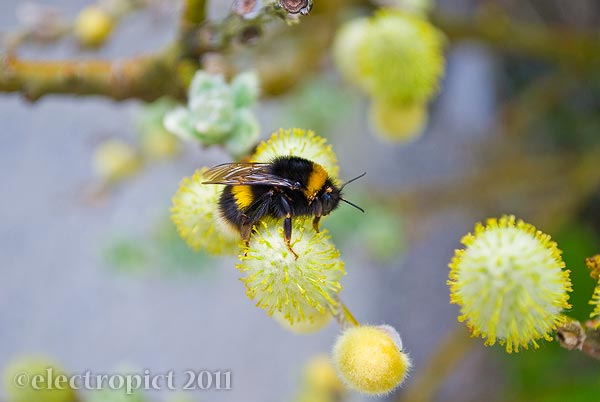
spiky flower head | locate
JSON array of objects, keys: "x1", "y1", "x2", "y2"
[
  {"x1": 164, "y1": 70, "x2": 260, "y2": 158},
  {"x1": 448, "y1": 215, "x2": 572, "y2": 353},
  {"x1": 237, "y1": 220, "x2": 345, "y2": 324},
  {"x1": 335, "y1": 10, "x2": 444, "y2": 106},
  {"x1": 171, "y1": 168, "x2": 240, "y2": 255},
  {"x1": 251, "y1": 128, "x2": 339, "y2": 178},
  {"x1": 3, "y1": 357, "x2": 77, "y2": 402},
  {"x1": 332, "y1": 325, "x2": 411, "y2": 395},
  {"x1": 369, "y1": 100, "x2": 428, "y2": 143},
  {"x1": 586, "y1": 255, "x2": 600, "y2": 327},
  {"x1": 357, "y1": 10, "x2": 445, "y2": 105}
]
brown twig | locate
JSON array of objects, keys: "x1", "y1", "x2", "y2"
[
  {"x1": 0, "y1": 50, "x2": 187, "y2": 101},
  {"x1": 556, "y1": 319, "x2": 600, "y2": 360}
]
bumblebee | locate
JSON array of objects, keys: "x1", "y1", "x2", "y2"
[{"x1": 203, "y1": 155, "x2": 364, "y2": 259}]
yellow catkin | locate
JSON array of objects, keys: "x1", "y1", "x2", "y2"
[{"x1": 448, "y1": 215, "x2": 572, "y2": 353}]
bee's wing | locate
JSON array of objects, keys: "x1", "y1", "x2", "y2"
[{"x1": 202, "y1": 163, "x2": 299, "y2": 188}]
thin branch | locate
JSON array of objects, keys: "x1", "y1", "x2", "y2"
[
  {"x1": 557, "y1": 319, "x2": 600, "y2": 360},
  {"x1": 0, "y1": 51, "x2": 186, "y2": 101},
  {"x1": 181, "y1": 0, "x2": 207, "y2": 27}
]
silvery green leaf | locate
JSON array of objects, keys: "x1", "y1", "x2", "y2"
[
  {"x1": 192, "y1": 99, "x2": 236, "y2": 142},
  {"x1": 163, "y1": 107, "x2": 197, "y2": 141},
  {"x1": 232, "y1": 71, "x2": 259, "y2": 108},
  {"x1": 225, "y1": 109, "x2": 260, "y2": 157},
  {"x1": 188, "y1": 71, "x2": 225, "y2": 100}
]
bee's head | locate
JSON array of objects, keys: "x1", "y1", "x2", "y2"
[
  {"x1": 320, "y1": 172, "x2": 366, "y2": 215},
  {"x1": 320, "y1": 183, "x2": 341, "y2": 216}
]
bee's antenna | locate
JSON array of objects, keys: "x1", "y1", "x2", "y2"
[
  {"x1": 340, "y1": 172, "x2": 367, "y2": 190},
  {"x1": 339, "y1": 197, "x2": 365, "y2": 213}
]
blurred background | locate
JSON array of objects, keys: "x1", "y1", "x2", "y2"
[{"x1": 1, "y1": 0, "x2": 600, "y2": 401}]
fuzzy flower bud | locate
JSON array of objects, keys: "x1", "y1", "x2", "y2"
[
  {"x1": 251, "y1": 128, "x2": 339, "y2": 178},
  {"x1": 334, "y1": 10, "x2": 444, "y2": 106},
  {"x1": 448, "y1": 215, "x2": 573, "y2": 353},
  {"x1": 92, "y1": 139, "x2": 141, "y2": 183},
  {"x1": 171, "y1": 168, "x2": 240, "y2": 255},
  {"x1": 332, "y1": 325, "x2": 411, "y2": 395},
  {"x1": 295, "y1": 355, "x2": 345, "y2": 402},
  {"x1": 237, "y1": 220, "x2": 345, "y2": 324},
  {"x1": 369, "y1": 100, "x2": 428, "y2": 143},
  {"x1": 74, "y1": 6, "x2": 114, "y2": 47},
  {"x1": 164, "y1": 71, "x2": 260, "y2": 158},
  {"x1": 3, "y1": 357, "x2": 77, "y2": 402}
]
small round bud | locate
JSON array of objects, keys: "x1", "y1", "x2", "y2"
[
  {"x1": 252, "y1": 128, "x2": 339, "y2": 178},
  {"x1": 92, "y1": 139, "x2": 141, "y2": 183},
  {"x1": 3, "y1": 357, "x2": 77, "y2": 402},
  {"x1": 280, "y1": 0, "x2": 313, "y2": 15},
  {"x1": 303, "y1": 355, "x2": 345, "y2": 393},
  {"x1": 171, "y1": 168, "x2": 241, "y2": 255},
  {"x1": 449, "y1": 215, "x2": 573, "y2": 353},
  {"x1": 332, "y1": 325, "x2": 411, "y2": 395},
  {"x1": 369, "y1": 100, "x2": 428, "y2": 143},
  {"x1": 237, "y1": 220, "x2": 345, "y2": 324},
  {"x1": 74, "y1": 6, "x2": 114, "y2": 47}
]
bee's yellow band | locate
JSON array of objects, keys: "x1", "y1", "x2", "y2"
[
  {"x1": 305, "y1": 163, "x2": 327, "y2": 200},
  {"x1": 232, "y1": 185, "x2": 254, "y2": 209}
]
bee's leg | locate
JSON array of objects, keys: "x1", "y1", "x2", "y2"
[
  {"x1": 312, "y1": 216, "x2": 321, "y2": 233},
  {"x1": 312, "y1": 198, "x2": 323, "y2": 233},
  {"x1": 240, "y1": 215, "x2": 253, "y2": 256},
  {"x1": 279, "y1": 196, "x2": 299, "y2": 260},
  {"x1": 283, "y1": 214, "x2": 299, "y2": 260},
  {"x1": 240, "y1": 190, "x2": 275, "y2": 256}
]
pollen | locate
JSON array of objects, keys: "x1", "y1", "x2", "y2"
[
  {"x1": 237, "y1": 219, "x2": 345, "y2": 325},
  {"x1": 448, "y1": 215, "x2": 572, "y2": 353},
  {"x1": 332, "y1": 325, "x2": 411, "y2": 395},
  {"x1": 251, "y1": 128, "x2": 339, "y2": 179}
]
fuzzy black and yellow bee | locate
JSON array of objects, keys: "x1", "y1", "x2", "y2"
[{"x1": 203, "y1": 155, "x2": 365, "y2": 259}]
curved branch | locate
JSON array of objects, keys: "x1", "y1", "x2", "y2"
[{"x1": 0, "y1": 51, "x2": 187, "y2": 102}]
